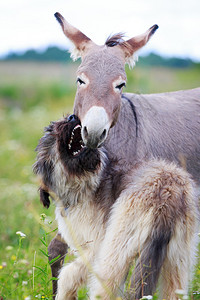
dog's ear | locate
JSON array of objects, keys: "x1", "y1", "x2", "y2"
[{"x1": 39, "y1": 187, "x2": 50, "y2": 208}]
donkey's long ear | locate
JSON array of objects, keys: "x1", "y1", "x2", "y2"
[
  {"x1": 54, "y1": 12, "x2": 95, "y2": 60},
  {"x1": 121, "y1": 24, "x2": 158, "y2": 66}
]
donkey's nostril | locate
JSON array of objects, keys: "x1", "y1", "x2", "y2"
[
  {"x1": 83, "y1": 126, "x2": 88, "y2": 139},
  {"x1": 100, "y1": 129, "x2": 107, "y2": 142}
]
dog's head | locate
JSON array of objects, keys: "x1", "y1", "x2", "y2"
[{"x1": 33, "y1": 114, "x2": 102, "y2": 208}]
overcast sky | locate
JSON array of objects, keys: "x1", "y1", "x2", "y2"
[{"x1": 0, "y1": 0, "x2": 200, "y2": 61}]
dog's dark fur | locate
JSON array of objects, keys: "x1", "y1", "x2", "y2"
[{"x1": 34, "y1": 115, "x2": 199, "y2": 300}]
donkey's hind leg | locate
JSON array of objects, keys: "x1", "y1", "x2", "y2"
[{"x1": 89, "y1": 161, "x2": 198, "y2": 300}]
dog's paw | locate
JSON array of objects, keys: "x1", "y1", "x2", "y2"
[
  {"x1": 55, "y1": 293, "x2": 76, "y2": 300},
  {"x1": 56, "y1": 262, "x2": 82, "y2": 300}
]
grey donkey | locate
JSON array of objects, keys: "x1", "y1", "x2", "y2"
[{"x1": 38, "y1": 12, "x2": 200, "y2": 299}]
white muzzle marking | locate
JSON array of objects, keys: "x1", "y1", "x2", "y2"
[{"x1": 81, "y1": 106, "x2": 111, "y2": 148}]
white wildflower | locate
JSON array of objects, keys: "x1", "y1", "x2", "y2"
[
  {"x1": 19, "y1": 259, "x2": 29, "y2": 265},
  {"x1": 141, "y1": 296, "x2": 153, "y2": 300},
  {"x1": 16, "y1": 231, "x2": 26, "y2": 238},
  {"x1": 22, "y1": 280, "x2": 28, "y2": 286},
  {"x1": 6, "y1": 245, "x2": 13, "y2": 251}
]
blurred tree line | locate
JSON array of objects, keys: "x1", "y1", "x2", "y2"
[
  {"x1": 3, "y1": 47, "x2": 71, "y2": 63},
  {"x1": 2, "y1": 46, "x2": 199, "y2": 68}
]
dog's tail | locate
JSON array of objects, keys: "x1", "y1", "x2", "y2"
[
  {"x1": 129, "y1": 216, "x2": 172, "y2": 299},
  {"x1": 126, "y1": 161, "x2": 198, "y2": 300},
  {"x1": 89, "y1": 161, "x2": 198, "y2": 300}
]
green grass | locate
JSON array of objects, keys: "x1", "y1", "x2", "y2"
[
  {"x1": 125, "y1": 64, "x2": 200, "y2": 93},
  {"x1": 0, "y1": 61, "x2": 199, "y2": 299}
]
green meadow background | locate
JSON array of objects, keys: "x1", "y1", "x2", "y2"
[{"x1": 0, "y1": 50, "x2": 200, "y2": 299}]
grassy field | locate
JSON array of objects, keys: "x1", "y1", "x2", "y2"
[{"x1": 0, "y1": 61, "x2": 200, "y2": 300}]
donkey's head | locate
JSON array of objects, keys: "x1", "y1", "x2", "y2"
[{"x1": 55, "y1": 12, "x2": 158, "y2": 148}]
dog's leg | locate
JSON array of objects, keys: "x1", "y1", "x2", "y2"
[
  {"x1": 89, "y1": 162, "x2": 198, "y2": 300},
  {"x1": 56, "y1": 248, "x2": 94, "y2": 300},
  {"x1": 127, "y1": 216, "x2": 198, "y2": 300},
  {"x1": 158, "y1": 217, "x2": 198, "y2": 300},
  {"x1": 89, "y1": 189, "x2": 154, "y2": 300},
  {"x1": 48, "y1": 233, "x2": 68, "y2": 299}
]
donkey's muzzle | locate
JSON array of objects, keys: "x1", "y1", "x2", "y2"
[
  {"x1": 82, "y1": 126, "x2": 107, "y2": 149},
  {"x1": 81, "y1": 106, "x2": 111, "y2": 149}
]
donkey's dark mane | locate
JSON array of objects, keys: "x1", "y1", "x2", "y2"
[
  {"x1": 122, "y1": 94, "x2": 138, "y2": 137},
  {"x1": 105, "y1": 33, "x2": 133, "y2": 54},
  {"x1": 105, "y1": 33, "x2": 126, "y2": 47}
]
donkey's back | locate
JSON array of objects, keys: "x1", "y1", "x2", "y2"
[{"x1": 106, "y1": 87, "x2": 200, "y2": 184}]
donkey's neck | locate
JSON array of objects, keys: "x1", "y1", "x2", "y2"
[{"x1": 105, "y1": 95, "x2": 139, "y2": 169}]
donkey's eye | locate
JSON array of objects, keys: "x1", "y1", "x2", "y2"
[
  {"x1": 77, "y1": 77, "x2": 86, "y2": 85},
  {"x1": 116, "y1": 82, "x2": 126, "y2": 90}
]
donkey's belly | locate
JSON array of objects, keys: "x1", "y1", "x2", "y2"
[{"x1": 55, "y1": 202, "x2": 105, "y2": 252}]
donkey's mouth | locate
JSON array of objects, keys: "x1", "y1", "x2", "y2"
[{"x1": 68, "y1": 124, "x2": 86, "y2": 157}]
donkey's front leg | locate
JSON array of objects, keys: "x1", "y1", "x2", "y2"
[{"x1": 48, "y1": 233, "x2": 68, "y2": 299}]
